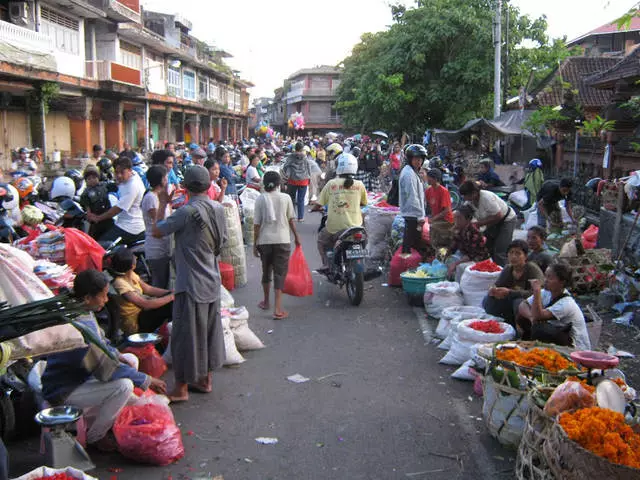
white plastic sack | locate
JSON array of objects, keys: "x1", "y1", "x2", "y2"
[
  {"x1": 221, "y1": 285, "x2": 235, "y2": 308},
  {"x1": 508, "y1": 189, "x2": 529, "y2": 208},
  {"x1": 424, "y1": 281, "x2": 463, "y2": 318},
  {"x1": 239, "y1": 187, "x2": 261, "y2": 215},
  {"x1": 435, "y1": 306, "x2": 486, "y2": 342},
  {"x1": 460, "y1": 264, "x2": 502, "y2": 307},
  {"x1": 229, "y1": 317, "x2": 265, "y2": 351},
  {"x1": 162, "y1": 322, "x2": 173, "y2": 365},
  {"x1": 13, "y1": 466, "x2": 98, "y2": 480},
  {"x1": 451, "y1": 359, "x2": 478, "y2": 381},
  {"x1": 0, "y1": 245, "x2": 52, "y2": 306},
  {"x1": 440, "y1": 319, "x2": 515, "y2": 366},
  {"x1": 222, "y1": 316, "x2": 245, "y2": 365}
]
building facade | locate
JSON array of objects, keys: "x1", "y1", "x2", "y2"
[
  {"x1": 568, "y1": 15, "x2": 640, "y2": 57},
  {"x1": 0, "y1": 0, "x2": 251, "y2": 169},
  {"x1": 284, "y1": 65, "x2": 342, "y2": 134}
]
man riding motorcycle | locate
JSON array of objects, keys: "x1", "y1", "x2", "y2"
[{"x1": 315, "y1": 153, "x2": 367, "y2": 271}]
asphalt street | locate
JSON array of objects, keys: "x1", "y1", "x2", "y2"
[{"x1": 8, "y1": 212, "x2": 515, "y2": 479}]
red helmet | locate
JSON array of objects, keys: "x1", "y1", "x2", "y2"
[{"x1": 12, "y1": 177, "x2": 34, "y2": 199}]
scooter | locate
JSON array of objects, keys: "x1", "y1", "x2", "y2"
[{"x1": 319, "y1": 226, "x2": 380, "y2": 306}]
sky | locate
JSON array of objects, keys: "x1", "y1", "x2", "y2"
[{"x1": 140, "y1": 0, "x2": 633, "y2": 99}]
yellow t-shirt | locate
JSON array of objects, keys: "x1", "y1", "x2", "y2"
[
  {"x1": 113, "y1": 272, "x2": 143, "y2": 336},
  {"x1": 318, "y1": 178, "x2": 368, "y2": 234}
]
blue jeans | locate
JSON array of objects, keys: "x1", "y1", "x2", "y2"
[{"x1": 288, "y1": 184, "x2": 307, "y2": 220}]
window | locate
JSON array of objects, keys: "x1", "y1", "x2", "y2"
[
  {"x1": 118, "y1": 41, "x2": 142, "y2": 70},
  {"x1": 227, "y1": 88, "x2": 234, "y2": 109},
  {"x1": 209, "y1": 79, "x2": 219, "y2": 102},
  {"x1": 167, "y1": 65, "x2": 180, "y2": 96},
  {"x1": 183, "y1": 70, "x2": 196, "y2": 100},
  {"x1": 234, "y1": 90, "x2": 241, "y2": 112},
  {"x1": 198, "y1": 76, "x2": 208, "y2": 101},
  {"x1": 40, "y1": 7, "x2": 79, "y2": 55}
]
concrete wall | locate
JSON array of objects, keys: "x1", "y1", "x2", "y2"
[{"x1": 599, "y1": 209, "x2": 640, "y2": 267}]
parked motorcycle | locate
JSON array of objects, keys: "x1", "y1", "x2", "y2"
[{"x1": 318, "y1": 226, "x2": 380, "y2": 306}]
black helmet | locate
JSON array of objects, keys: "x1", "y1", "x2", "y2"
[
  {"x1": 97, "y1": 157, "x2": 112, "y2": 172},
  {"x1": 65, "y1": 169, "x2": 83, "y2": 191},
  {"x1": 351, "y1": 146, "x2": 362, "y2": 158},
  {"x1": 404, "y1": 144, "x2": 428, "y2": 161}
]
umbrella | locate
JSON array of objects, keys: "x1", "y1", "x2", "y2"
[{"x1": 372, "y1": 130, "x2": 388, "y2": 139}]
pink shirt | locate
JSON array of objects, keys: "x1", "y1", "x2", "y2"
[{"x1": 207, "y1": 181, "x2": 222, "y2": 201}]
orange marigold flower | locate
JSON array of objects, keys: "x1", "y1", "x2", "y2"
[{"x1": 496, "y1": 347, "x2": 577, "y2": 373}]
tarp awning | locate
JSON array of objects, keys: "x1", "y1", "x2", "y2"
[{"x1": 433, "y1": 110, "x2": 535, "y2": 138}]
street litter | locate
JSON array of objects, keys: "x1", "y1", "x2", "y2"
[
  {"x1": 287, "y1": 373, "x2": 310, "y2": 383},
  {"x1": 614, "y1": 312, "x2": 634, "y2": 326},
  {"x1": 255, "y1": 437, "x2": 279, "y2": 445},
  {"x1": 607, "y1": 345, "x2": 636, "y2": 358}
]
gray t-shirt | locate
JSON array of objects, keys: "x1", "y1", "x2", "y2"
[
  {"x1": 254, "y1": 191, "x2": 295, "y2": 245},
  {"x1": 157, "y1": 196, "x2": 227, "y2": 303},
  {"x1": 141, "y1": 191, "x2": 172, "y2": 260}
]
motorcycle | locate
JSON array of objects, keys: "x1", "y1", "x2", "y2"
[{"x1": 319, "y1": 226, "x2": 380, "y2": 306}]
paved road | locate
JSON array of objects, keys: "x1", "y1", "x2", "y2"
[{"x1": 8, "y1": 213, "x2": 514, "y2": 479}]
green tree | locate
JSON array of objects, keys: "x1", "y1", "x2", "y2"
[{"x1": 336, "y1": 0, "x2": 574, "y2": 133}]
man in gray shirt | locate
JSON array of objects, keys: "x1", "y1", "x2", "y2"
[{"x1": 154, "y1": 165, "x2": 227, "y2": 402}]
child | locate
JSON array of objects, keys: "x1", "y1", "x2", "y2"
[
  {"x1": 111, "y1": 247, "x2": 174, "y2": 336},
  {"x1": 141, "y1": 165, "x2": 172, "y2": 289},
  {"x1": 246, "y1": 154, "x2": 261, "y2": 186},
  {"x1": 446, "y1": 204, "x2": 490, "y2": 281},
  {"x1": 204, "y1": 159, "x2": 227, "y2": 202},
  {"x1": 80, "y1": 165, "x2": 113, "y2": 240}
]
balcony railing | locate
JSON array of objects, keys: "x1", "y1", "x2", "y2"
[
  {"x1": 0, "y1": 20, "x2": 52, "y2": 53},
  {"x1": 85, "y1": 60, "x2": 141, "y2": 86},
  {"x1": 305, "y1": 114, "x2": 342, "y2": 125}
]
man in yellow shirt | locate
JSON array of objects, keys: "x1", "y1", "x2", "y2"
[{"x1": 316, "y1": 153, "x2": 367, "y2": 268}]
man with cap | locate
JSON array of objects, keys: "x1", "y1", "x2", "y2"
[
  {"x1": 191, "y1": 147, "x2": 207, "y2": 167},
  {"x1": 425, "y1": 168, "x2": 454, "y2": 248},
  {"x1": 11, "y1": 147, "x2": 37, "y2": 174},
  {"x1": 153, "y1": 165, "x2": 227, "y2": 402}
]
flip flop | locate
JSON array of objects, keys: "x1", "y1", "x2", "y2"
[
  {"x1": 258, "y1": 301, "x2": 270, "y2": 311},
  {"x1": 168, "y1": 394, "x2": 189, "y2": 403},
  {"x1": 188, "y1": 384, "x2": 212, "y2": 394},
  {"x1": 273, "y1": 311, "x2": 289, "y2": 320}
]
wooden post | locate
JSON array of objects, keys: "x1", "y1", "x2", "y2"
[{"x1": 611, "y1": 183, "x2": 625, "y2": 259}]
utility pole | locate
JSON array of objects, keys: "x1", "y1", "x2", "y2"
[{"x1": 493, "y1": 0, "x2": 502, "y2": 119}]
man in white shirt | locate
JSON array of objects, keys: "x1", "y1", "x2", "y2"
[
  {"x1": 11, "y1": 147, "x2": 37, "y2": 174},
  {"x1": 87, "y1": 156, "x2": 146, "y2": 246}
]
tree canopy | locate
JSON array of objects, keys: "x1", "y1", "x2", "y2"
[{"x1": 336, "y1": 0, "x2": 575, "y2": 133}]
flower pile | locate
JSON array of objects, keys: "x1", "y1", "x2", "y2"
[
  {"x1": 496, "y1": 347, "x2": 577, "y2": 373},
  {"x1": 33, "y1": 474, "x2": 77, "y2": 480},
  {"x1": 470, "y1": 259, "x2": 501, "y2": 273},
  {"x1": 469, "y1": 320, "x2": 504, "y2": 334},
  {"x1": 560, "y1": 407, "x2": 640, "y2": 470}
]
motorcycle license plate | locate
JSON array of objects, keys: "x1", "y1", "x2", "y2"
[{"x1": 346, "y1": 247, "x2": 368, "y2": 259}]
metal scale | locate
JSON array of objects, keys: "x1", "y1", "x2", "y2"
[{"x1": 35, "y1": 406, "x2": 95, "y2": 471}]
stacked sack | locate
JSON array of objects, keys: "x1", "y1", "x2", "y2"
[
  {"x1": 459, "y1": 260, "x2": 503, "y2": 307},
  {"x1": 220, "y1": 201, "x2": 247, "y2": 287},
  {"x1": 424, "y1": 281, "x2": 464, "y2": 318},
  {"x1": 365, "y1": 206, "x2": 399, "y2": 265},
  {"x1": 240, "y1": 188, "x2": 260, "y2": 247}
]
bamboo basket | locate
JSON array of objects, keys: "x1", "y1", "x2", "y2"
[
  {"x1": 515, "y1": 390, "x2": 555, "y2": 480},
  {"x1": 482, "y1": 373, "x2": 529, "y2": 448},
  {"x1": 543, "y1": 420, "x2": 640, "y2": 480},
  {"x1": 565, "y1": 248, "x2": 612, "y2": 294}
]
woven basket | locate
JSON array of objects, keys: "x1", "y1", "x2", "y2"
[
  {"x1": 515, "y1": 390, "x2": 555, "y2": 480},
  {"x1": 565, "y1": 249, "x2": 612, "y2": 294},
  {"x1": 482, "y1": 373, "x2": 529, "y2": 448},
  {"x1": 543, "y1": 420, "x2": 640, "y2": 480}
]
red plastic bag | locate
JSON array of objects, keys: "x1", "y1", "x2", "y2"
[
  {"x1": 64, "y1": 228, "x2": 104, "y2": 272},
  {"x1": 113, "y1": 402, "x2": 184, "y2": 465},
  {"x1": 388, "y1": 247, "x2": 422, "y2": 286},
  {"x1": 122, "y1": 344, "x2": 167, "y2": 378},
  {"x1": 421, "y1": 218, "x2": 430, "y2": 243},
  {"x1": 283, "y1": 246, "x2": 313, "y2": 297},
  {"x1": 581, "y1": 225, "x2": 598, "y2": 249}
]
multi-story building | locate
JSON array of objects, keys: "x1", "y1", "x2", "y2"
[
  {"x1": 249, "y1": 96, "x2": 273, "y2": 131},
  {"x1": 568, "y1": 15, "x2": 640, "y2": 57},
  {"x1": 284, "y1": 65, "x2": 342, "y2": 134},
  {"x1": 0, "y1": 0, "x2": 251, "y2": 169}
]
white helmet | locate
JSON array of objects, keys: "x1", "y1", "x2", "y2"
[
  {"x1": 50, "y1": 176, "x2": 76, "y2": 200},
  {"x1": 336, "y1": 153, "x2": 358, "y2": 176},
  {"x1": 2, "y1": 184, "x2": 19, "y2": 211}
]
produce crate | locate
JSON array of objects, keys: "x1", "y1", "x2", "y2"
[{"x1": 565, "y1": 249, "x2": 612, "y2": 295}]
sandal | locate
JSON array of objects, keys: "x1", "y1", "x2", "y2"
[
  {"x1": 168, "y1": 394, "x2": 189, "y2": 403},
  {"x1": 273, "y1": 311, "x2": 289, "y2": 320},
  {"x1": 258, "y1": 301, "x2": 270, "y2": 311}
]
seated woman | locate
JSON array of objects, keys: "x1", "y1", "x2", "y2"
[
  {"x1": 245, "y1": 154, "x2": 262, "y2": 187},
  {"x1": 111, "y1": 248, "x2": 174, "y2": 336},
  {"x1": 41, "y1": 269, "x2": 166, "y2": 451},
  {"x1": 483, "y1": 240, "x2": 544, "y2": 326},
  {"x1": 516, "y1": 262, "x2": 591, "y2": 350},
  {"x1": 447, "y1": 204, "x2": 490, "y2": 281},
  {"x1": 527, "y1": 226, "x2": 554, "y2": 273}
]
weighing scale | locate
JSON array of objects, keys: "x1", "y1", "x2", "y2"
[{"x1": 35, "y1": 406, "x2": 94, "y2": 471}]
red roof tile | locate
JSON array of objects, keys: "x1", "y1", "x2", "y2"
[{"x1": 569, "y1": 14, "x2": 640, "y2": 45}]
